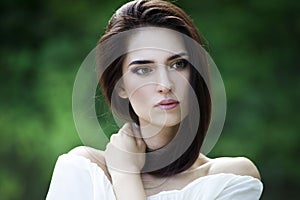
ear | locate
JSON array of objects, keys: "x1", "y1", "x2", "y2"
[{"x1": 117, "y1": 86, "x2": 128, "y2": 99}]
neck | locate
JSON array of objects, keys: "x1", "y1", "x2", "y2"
[{"x1": 139, "y1": 122, "x2": 179, "y2": 151}]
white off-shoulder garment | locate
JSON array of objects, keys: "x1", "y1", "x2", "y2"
[{"x1": 46, "y1": 154, "x2": 263, "y2": 200}]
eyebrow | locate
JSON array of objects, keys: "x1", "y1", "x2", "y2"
[
  {"x1": 127, "y1": 52, "x2": 188, "y2": 67},
  {"x1": 167, "y1": 52, "x2": 188, "y2": 62},
  {"x1": 128, "y1": 60, "x2": 154, "y2": 67}
]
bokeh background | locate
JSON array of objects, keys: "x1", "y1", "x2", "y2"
[{"x1": 0, "y1": 0, "x2": 299, "y2": 199}]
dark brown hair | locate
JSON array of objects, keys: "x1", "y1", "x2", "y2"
[{"x1": 98, "y1": 0, "x2": 211, "y2": 176}]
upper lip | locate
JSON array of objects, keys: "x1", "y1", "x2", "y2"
[{"x1": 155, "y1": 99, "x2": 179, "y2": 106}]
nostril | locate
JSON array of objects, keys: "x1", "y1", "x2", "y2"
[{"x1": 157, "y1": 84, "x2": 173, "y2": 93}]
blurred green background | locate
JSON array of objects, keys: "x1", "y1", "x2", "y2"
[{"x1": 0, "y1": 0, "x2": 299, "y2": 199}]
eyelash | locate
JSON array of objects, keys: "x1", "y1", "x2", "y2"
[
  {"x1": 130, "y1": 66, "x2": 153, "y2": 75},
  {"x1": 169, "y1": 59, "x2": 189, "y2": 70},
  {"x1": 130, "y1": 59, "x2": 189, "y2": 76}
]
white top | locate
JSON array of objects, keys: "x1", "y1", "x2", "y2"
[{"x1": 46, "y1": 154, "x2": 263, "y2": 200}]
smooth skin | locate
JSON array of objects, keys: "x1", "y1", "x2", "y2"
[
  {"x1": 69, "y1": 144, "x2": 261, "y2": 197},
  {"x1": 70, "y1": 28, "x2": 261, "y2": 199}
]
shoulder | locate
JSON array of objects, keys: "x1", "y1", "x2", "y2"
[
  {"x1": 207, "y1": 156, "x2": 261, "y2": 180},
  {"x1": 68, "y1": 146, "x2": 111, "y2": 181}
]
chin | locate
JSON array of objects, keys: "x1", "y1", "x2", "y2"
[{"x1": 150, "y1": 117, "x2": 182, "y2": 128}]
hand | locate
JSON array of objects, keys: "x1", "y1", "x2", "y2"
[{"x1": 105, "y1": 123, "x2": 146, "y2": 175}]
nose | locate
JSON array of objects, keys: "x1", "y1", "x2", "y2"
[{"x1": 156, "y1": 68, "x2": 174, "y2": 94}]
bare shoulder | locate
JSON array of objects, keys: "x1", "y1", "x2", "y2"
[
  {"x1": 208, "y1": 156, "x2": 261, "y2": 180},
  {"x1": 68, "y1": 146, "x2": 111, "y2": 181}
]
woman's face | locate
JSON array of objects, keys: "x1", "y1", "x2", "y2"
[{"x1": 120, "y1": 28, "x2": 190, "y2": 128}]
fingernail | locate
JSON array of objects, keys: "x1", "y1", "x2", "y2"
[{"x1": 133, "y1": 123, "x2": 139, "y2": 129}]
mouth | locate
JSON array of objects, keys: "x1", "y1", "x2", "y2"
[{"x1": 155, "y1": 99, "x2": 179, "y2": 110}]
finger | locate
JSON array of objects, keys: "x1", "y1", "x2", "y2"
[
  {"x1": 131, "y1": 123, "x2": 145, "y2": 147},
  {"x1": 131, "y1": 123, "x2": 141, "y2": 138},
  {"x1": 118, "y1": 123, "x2": 132, "y2": 136}
]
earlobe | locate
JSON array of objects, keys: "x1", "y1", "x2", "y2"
[{"x1": 118, "y1": 87, "x2": 128, "y2": 99}]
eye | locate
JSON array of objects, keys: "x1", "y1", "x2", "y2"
[
  {"x1": 169, "y1": 59, "x2": 189, "y2": 71},
  {"x1": 131, "y1": 66, "x2": 153, "y2": 75}
]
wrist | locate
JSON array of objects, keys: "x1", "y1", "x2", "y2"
[
  {"x1": 110, "y1": 170, "x2": 141, "y2": 181},
  {"x1": 107, "y1": 164, "x2": 142, "y2": 176}
]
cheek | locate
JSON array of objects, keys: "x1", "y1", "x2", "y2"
[
  {"x1": 172, "y1": 71, "x2": 190, "y2": 92},
  {"x1": 125, "y1": 83, "x2": 154, "y2": 106}
]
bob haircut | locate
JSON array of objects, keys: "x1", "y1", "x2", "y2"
[{"x1": 97, "y1": 0, "x2": 211, "y2": 177}]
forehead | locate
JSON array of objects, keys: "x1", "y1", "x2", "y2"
[{"x1": 125, "y1": 27, "x2": 187, "y2": 58}]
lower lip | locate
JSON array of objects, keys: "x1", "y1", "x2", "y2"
[{"x1": 156, "y1": 103, "x2": 179, "y2": 110}]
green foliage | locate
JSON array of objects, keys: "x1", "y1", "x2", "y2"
[{"x1": 0, "y1": 0, "x2": 299, "y2": 199}]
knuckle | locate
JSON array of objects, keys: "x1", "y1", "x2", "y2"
[{"x1": 110, "y1": 134, "x2": 116, "y2": 139}]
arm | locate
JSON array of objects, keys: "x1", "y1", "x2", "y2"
[
  {"x1": 105, "y1": 123, "x2": 147, "y2": 200},
  {"x1": 216, "y1": 175, "x2": 263, "y2": 200},
  {"x1": 110, "y1": 172, "x2": 146, "y2": 200},
  {"x1": 46, "y1": 155, "x2": 94, "y2": 200},
  {"x1": 46, "y1": 153, "x2": 116, "y2": 200}
]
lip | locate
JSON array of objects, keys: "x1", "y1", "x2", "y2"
[{"x1": 155, "y1": 99, "x2": 179, "y2": 110}]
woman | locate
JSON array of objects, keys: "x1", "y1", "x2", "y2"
[{"x1": 47, "y1": 0, "x2": 263, "y2": 199}]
